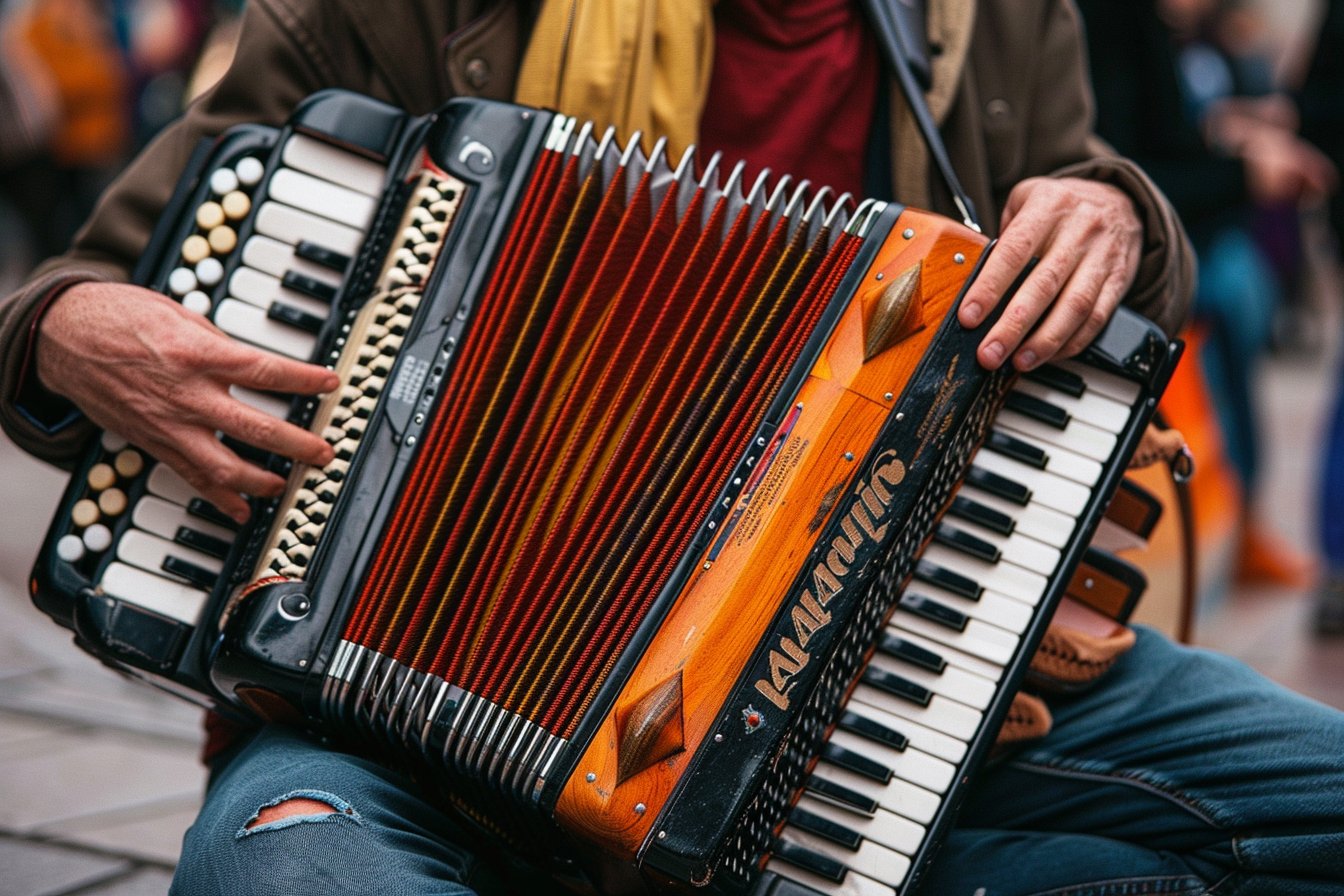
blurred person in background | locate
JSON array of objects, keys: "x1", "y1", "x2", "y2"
[
  {"x1": 1079, "y1": 0, "x2": 1336, "y2": 592},
  {"x1": 1297, "y1": 0, "x2": 1344, "y2": 634}
]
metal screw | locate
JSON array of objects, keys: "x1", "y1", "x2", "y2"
[
  {"x1": 843, "y1": 452, "x2": 854, "y2": 461},
  {"x1": 414, "y1": 414, "x2": 425, "y2": 425},
  {"x1": 298, "y1": 659, "x2": 307, "y2": 667},
  {"x1": 903, "y1": 228, "x2": 915, "y2": 239},
  {"x1": 884, "y1": 392, "x2": 893, "y2": 402},
  {"x1": 876, "y1": 272, "x2": 885, "y2": 281},
  {"x1": 714, "y1": 734, "x2": 724, "y2": 743},
  {"x1": 954, "y1": 252, "x2": 966, "y2": 264},
  {"x1": 658, "y1": 830, "x2": 667, "y2": 840},
  {"x1": 586, "y1": 772, "x2": 596, "y2": 783},
  {"x1": 634, "y1": 803, "x2": 647, "y2": 815},
  {"x1": 896, "y1": 412, "x2": 905, "y2": 421},
  {"x1": 406, "y1": 436, "x2": 417, "y2": 447}
]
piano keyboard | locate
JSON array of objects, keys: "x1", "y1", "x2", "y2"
[{"x1": 763, "y1": 353, "x2": 1156, "y2": 896}]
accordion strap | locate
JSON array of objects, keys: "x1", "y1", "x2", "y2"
[{"x1": 862, "y1": 0, "x2": 982, "y2": 232}]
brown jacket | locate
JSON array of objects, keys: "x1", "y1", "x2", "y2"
[{"x1": 0, "y1": 0, "x2": 1194, "y2": 465}]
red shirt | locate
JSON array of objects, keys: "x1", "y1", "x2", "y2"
[{"x1": 698, "y1": 0, "x2": 880, "y2": 200}]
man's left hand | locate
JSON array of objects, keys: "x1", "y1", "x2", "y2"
[{"x1": 956, "y1": 176, "x2": 1143, "y2": 370}]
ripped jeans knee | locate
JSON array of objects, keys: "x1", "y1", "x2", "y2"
[{"x1": 238, "y1": 789, "x2": 362, "y2": 837}]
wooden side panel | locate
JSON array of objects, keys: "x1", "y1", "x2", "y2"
[{"x1": 553, "y1": 209, "x2": 986, "y2": 856}]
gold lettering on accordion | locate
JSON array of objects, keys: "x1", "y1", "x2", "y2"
[{"x1": 754, "y1": 448, "x2": 907, "y2": 711}]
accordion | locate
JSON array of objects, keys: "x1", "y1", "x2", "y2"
[{"x1": 32, "y1": 90, "x2": 1181, "y2": 894}]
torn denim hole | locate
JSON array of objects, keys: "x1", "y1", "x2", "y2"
[{"x1": 236, "y1": 789, "x2": 363, "y2": 838}]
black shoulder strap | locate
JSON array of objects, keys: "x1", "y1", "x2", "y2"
[{"x1": 862, "y1": 0, "x2": 982, "y2": 231}]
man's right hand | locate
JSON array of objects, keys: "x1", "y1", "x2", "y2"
[{"x1": 37, "y1": 282, "x2": 338, "y2": 523}]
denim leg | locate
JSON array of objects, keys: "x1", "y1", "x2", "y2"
[
  {"x1": 918, "y1": 628, "x2": 1344, "y2": 896},
  {"x1": 171, "y1": 726, "x2": 485, "y2": 896}
]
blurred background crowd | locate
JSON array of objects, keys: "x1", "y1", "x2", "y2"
[{"x1": 0, "y1": 0, "x2": 1341, "y2": 672}]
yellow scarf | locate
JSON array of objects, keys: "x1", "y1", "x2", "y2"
[{"x1": 513, "y1": 0, "x2": 715, "y2": 159}]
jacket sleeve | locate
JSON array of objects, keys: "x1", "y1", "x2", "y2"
[
  {"x1": 0, "y1": 0, "x2": 354, "y2": 466},
  {"x1": 988, "y1": 0, "x2": 1196, "y2": 339}
]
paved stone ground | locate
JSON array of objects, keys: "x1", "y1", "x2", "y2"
[{"x1": 2, "y1": 303, "x2": 1342, "y2": 895}]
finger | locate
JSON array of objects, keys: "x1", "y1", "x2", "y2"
[
  {"x1": 1011, "y1": 252, "x2": 1119, "y2": 369},
  {"x1": 169, "y1": 433, "x2": 288, "y2": 522},
  {"x1": 210, "y1": 341, "x2": 340, "y2": 396},
  {"x1": 958, "y1": 220, "x2": 1039, "y2": 335},
  {"x1": 212, "y1": 396, "x2": 335, "y2": 467},
  {"x1": 1055, "y1": 266, "x2": 1131, "y2": 362},
  {"x1": 975, "y1": 234, "x2": 1083, "y2": 369}
]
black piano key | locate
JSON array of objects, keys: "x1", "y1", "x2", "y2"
[
  {"x1": 986, "y1": 429, "x2": 1048, "y2": 469},
  {"x1": 948, "y1": 494, "x2": 1016, "y2": 535},
  {"x1": 268, "y1": 301, "x2": 326, "y2": 335},
  {"x1": 1026, "y1": 363, "x2": 1086, "y2": 398},
  {"x1": 934, "y1": 522, "x2": 1001, "y2": 563},
  {"x1": 282, "y1": 271, "x2": 338, "y2": 303},
  {"x1": 188, "y1": 498, "x2": 240, "y2": 530},
  {"x1": 914, "y1": 559, "x2": 983, "y2": 601},
  {"x1": 1004, "y1": 390, "x2": 1070, "y2": 429},
  {"x1": 788, "y1": 806, "x2": 863, "y2": 851},
  {"x1": 295, "y1": 239, "x2": 351, "y2": 272},
  {"x1": 899, "y1": 591, "x2": 969, "y2": 632},
  {"x1": 220, "y1": 435, "x2": 270, "y2": 466},
  {"x1": 174, "y1": 526, "x2": 232, "y2": 560},
  {"x1": 838, "y1": 710, "x2": 909, "y2": 752},
  {"x1": 877, "y1": 632, "x2": 947, "y2": 673},
  {"x1": 805, "y1": 774, "x2": 879, "y2": 815},
  {"x1": 772, "y1": 839, "x2": 848, "y2": 884},
  {"x1": 161, "y1": 555, "x2": 219, "y2": 590},
  {"x1": 966, "y1": 465, "x2": 1031, "y2": 505},
  {"x1": 862, "y1": 666, "x2": 933, "y2": 707},
  {"x1": 822, "y1": 743, "x2": 893, "y2": 783}
]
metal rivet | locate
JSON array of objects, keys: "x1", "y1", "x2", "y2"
[
  {"x1": 843, "y1": 452, "x2": 854, "y2": 461},
  {"x1": 658, "y1": 830, "x2": 667, "y2": 839},
  {"x1": 707, "y1": 521, "x2": 717, "y2": 530},
  {"x1": 903, "y1": 228, "x2": 915, "y2": 239},
  {"x1": 757, "y1": 436, "x2": 767, "y2": 446},
  {"x1": 876, "y1": 272, "x2": 884, "y2": 281},
  {"x1": 464, "y1": 57, "x2": 491, "y2": 90},
  {"x1": 634, "y1": 803, "x2": 647, "y2": 815},
  {"x1": 298, "y1": 659, "x2": 307, "y2": 667},
  {"x1": 703, "y1": 561, "x2": 712, "y2": 570},
  {"x1": 1085, "y1": 578, "x2": 1095, "y2": 589},
  {"x1": 884, "y1": 392, "x2": 894, "y2": 402},
  {"x1": 896, "y1": 412, "x2": 905, "y2": 421},
  {"x1": 954, "y1": 253, "x2": 966, "y2": 264},
  {"x1": 714, "y1": 734, "x2": 724, "y2": 743},
  {"x1": 406, "y1": 436, "x2": 417, "y2": 447},
  {"x1": 586, "y1": 772, "x2": 596, "y2": 783},
  {"x1": 414, "y1": 414, "x2": 425, "y2": 425}
]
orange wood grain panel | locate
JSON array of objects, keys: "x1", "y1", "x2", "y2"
[{"x1": 554, "y1": 209, "x2": 986, "y2": 857}]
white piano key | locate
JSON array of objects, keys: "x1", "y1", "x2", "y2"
[
  {"x1": 777, "y1": 824, "x2": 912, "y2": 888},
  {"x1": 921, "y1": 543, "x2": 1046, "y2": 605},
  {"x1": 794, "y1": 793, "x2": 927, "y2": 857},
  {"x1": 99, "y1": 561, "x2": 207, "y2": 625},
  {"x1": 958, "y1": 484, "x2": 1077, "y2": 549},
  {"x1": 1013, "y1": 378, "x2": 1130, "y2": 434},
  {"x1": 229, "y1": 267, "x2": 332, "y2": 320},
  {"x1": 229, "y1": 385, "x2": 293, "y2": 420},
  {"x1": 904, "y1": 579, "x2": 1034, "y2": 632},
  {"x1": 132, "y1": 495, "x2": 235, "y2": 545},
  {"x1": 765, "y1": 857, "x2": 894, "y2": 896},
  {"x1": 254, "y1": 201, "x2": 365, "y2": 257},
  {"x1": 280, "y1": 133, "x2": 387, "y2": 197},
  {"x1": 866, "y1": 649, "x2": 998, "y2": 713},
  {"x1": 241, "y1": 234, "x2": 345, "y2": 285},
  {"x1": 147, "y1": 463, "x2": 199, "y2": 507},
  {"x1": 941, "y1": 517, "x2": 1061, "y2": 577},
  {"x1": 117, "y1": 528, "x2": 223, "y2": 581},
  {"x1": 888, "y1": 612, "x2": 1019, "y2": 667},
  {"x1": 848, "y1": 682, "x2": 982, "y2": 743},
  {"x1": 841, "y1": 697, "x2": 968, "y2": 765},
  {"x1": 994, "y1": 407, "x2": 1116, "y2": 462},
  {"x1": 972, "y1": 451, "x2": 1091, "y2": 517},
  {"x1": 990, "y1": 424, "x2": 1103, "y2": 486},
  {"x1": 828, "y1": 727, "x2": 957, "y2": 795},
  {"x1": 815, "y1": 760, "x2": 942, "y2": 825},
  {"x1": 1057, "y1": 358, "x2": 1142, "y2": 406},
  {"x1": 214, "y1": 298, "x2": 318, "y2": 360},
  {"x1": 267, "y1": 168, "x2": 377, "y2": 229},
  {"x1": 882, "y1": 626, "x2": 1002, "y2": 683}
]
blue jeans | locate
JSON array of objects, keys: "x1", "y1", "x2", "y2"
[{"x1": 171, "y1": 629, "x2": 1344, "y2": 896}]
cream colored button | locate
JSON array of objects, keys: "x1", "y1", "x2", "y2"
[
  {"x1": 222, "y1": 190, "x2": 251, "y2": 220},
  {"x1": 88, "y1": 463, "x2": 116, "y2": 491},
  {"x1": 99, "y1": 487, "x2": 128, "y2": 516},
  {"x1": 181, "y1": 234, "x2": 211, "y2": 264},
  {"x1": 209, "y1": 226, "x2": 238, "y2": 254},
  {"x1": 235, "y1": 156, "x2": 265, "y2": 186},
  {"x1": 56, "y1": 534, "x2": 85, "y2": 562},
  {"x1": 114, "y1": 448, "x2": 145, "y2": 478},
  {"x1": 196, "y1": 201, "x2": 225, "y2": 230},
  {"x1": 71, "y1": 498, "x2": 100, "y2": 528},
  {"x1": 210, "y1": 167, "x2": 240, "y2": 196}
]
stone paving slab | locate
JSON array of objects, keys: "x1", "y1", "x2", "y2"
[
  {"x1": 46, "y1": 795, "x2": 200, "y2": 867},
  {"x1": 0, "y1": 834, "x2": 132, "y2": 896},
  {"x1": 75, "y1": 868, "x2": 176, "y2": 896}
]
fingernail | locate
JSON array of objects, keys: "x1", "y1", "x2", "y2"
[
  {"x1": 961, "y1": 302, "x2": 981, "y2": 326},
  {"x1": 229, "y1": 507, "x2": 251, "y2": 525},
  {"x1": 981, "y1": 340, "x2": 1005, "y2": 367},
  {"x1": 1016, "y1": 350, "x2": 1037, "y2": 370}
]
